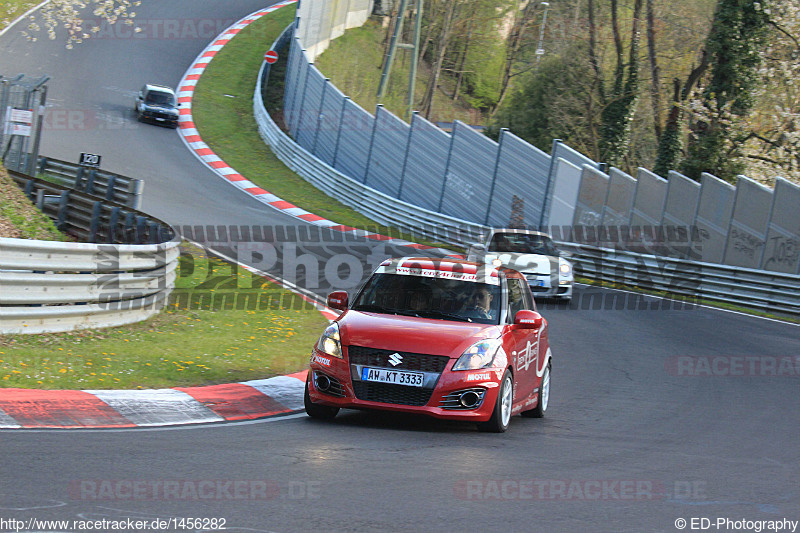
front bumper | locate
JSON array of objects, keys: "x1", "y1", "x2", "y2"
[
  {"x1": 140, "y1": 108, "x2": 178, "y2": 126},
  {"x1": 307, "y1": 347, "x2": 504, "y2": 422},
  {"x1": 525, "y1": 273, "x2": 573, "y2": 299}
]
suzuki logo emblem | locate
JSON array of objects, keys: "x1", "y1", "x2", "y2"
[{"x1": 388, "y1": 353, "x2": 403, "y2": 366}]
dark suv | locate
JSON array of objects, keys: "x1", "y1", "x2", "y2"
[{"x1": 135, "y1": 84, "x2": 179, "y2": 128}]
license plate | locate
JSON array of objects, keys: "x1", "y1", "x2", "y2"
[{"x1": 361, "y1": 367, "x2": 424, "y2": 387}]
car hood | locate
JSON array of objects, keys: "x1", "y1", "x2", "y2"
[
  {"x1": 338, "y1": 311, "x2": 499, "y2": 357},
  {"x1": 486, "y1": 252, "x2": 557, "y2": 274},
  {"x1": 143, "y1": 103, "x2": 178, "y2": 113}
]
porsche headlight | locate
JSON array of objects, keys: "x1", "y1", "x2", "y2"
[
  {"x1": 559, "y1": 257, "x2": 572, "y2": 276},
  {"x1": 316, "y1": 322, "x2": 342, "y2": 358},
  {"x1": 453, "y1": 338, "x2": 504, "y2": 371}
]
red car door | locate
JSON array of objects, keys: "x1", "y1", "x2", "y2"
[{"x1": 506, "y1": 278, "x2": 542, "y2": 404}]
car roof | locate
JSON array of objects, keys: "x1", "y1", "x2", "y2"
[
  {"x1": 490, "y1": 228, "x2": 552, "y2": 238},
  {"x1": 143, "y1": 84, "x2": 176, "y2": 95},
  {"x1": 376, "y1": 256, "x2": 526, "y2": 282}
]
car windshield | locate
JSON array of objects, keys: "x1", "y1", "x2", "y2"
[
  {"x1": 352, "y1": 273, "x2": 501, "y2": 325},
  {"x1": 488, "y1": 233, "x2": 558, "y2": 255},
  {"x1": 145, "y1": 91, "x2": 175, "y2": 106}
]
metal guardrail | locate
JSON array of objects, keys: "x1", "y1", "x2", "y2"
[
  {"x1": 253, "y1": 42, "x2": 488, "y2": 248},
  {"x1": 254, "y1": 22, "x2": 800, "y2": 318},
  {"x1": 0, "y1": 169, "x2": 179, "y2": 334},
  {"x1": 10, "y1": 170, "x2": 164, "y2": 244},
  {"x1": 37, "y1": 156, "x2": 143, "y2": 209},
  {"x1": 558, "y1": 242, "x2": 800, "y2": 316}
]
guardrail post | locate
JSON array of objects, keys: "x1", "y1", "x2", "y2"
[
  {"x1": 86, "y1": 168, "x2": 97, "y2": 195},
  {"x1": 106, "y1": 175, "x2": 117, "y2": 201},
  {"x1": 136, "y1": 216, "x2": 148, "y2": 244},
  {"x1": 56, "y1": 191, "x2": 70, "y2": 230},
  {"x1": 107, "y1": 206, "x2": 122, "y2": 243},
  {"x1": 149, "y1": 222, "x2": 161, "y2": 244},
  {"x1": 74, "y1": 166, "x2": 85, "y2": 191},
  {"x1": 89, "y1": 201, "x2": 104, "y2": 242},
  {"x1": 124, "y1": 211, "x2": 137, "y2": 243},
  {"x1": 131, "y1": 179, "x2": 143, "y2": 210},
  {"x1": 38, "y1": 157, "x2": 48, "y2": 175},
  {"x1": 24, "y1": 179, "x2": 35, "y2": 198}
]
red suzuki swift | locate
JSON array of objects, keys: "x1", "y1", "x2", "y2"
[{"x1": 304, "y1": 257, "x2": 552, "y2": 432}]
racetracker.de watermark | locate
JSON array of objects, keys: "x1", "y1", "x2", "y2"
[
  {"x1": 453, "y1": 479, "x2": 707, "y2": 501},
  {"x1": 68, "y1": 479, "x2": 321, "y2": 501},
  {"x1": 665, "y1": 356, "x2": 800, "y2": 377}
]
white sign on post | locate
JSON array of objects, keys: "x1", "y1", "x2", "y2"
[
  {"x1": 4, "y1": 107, "x2": 34, "y2": 137},
  {"x1": 10, "y1": 108, "x2": 33, "y2": 124}
]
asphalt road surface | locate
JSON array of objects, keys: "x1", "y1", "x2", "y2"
[{"x1": 1, "y1": 2, "x2": 799, "y2": 532}]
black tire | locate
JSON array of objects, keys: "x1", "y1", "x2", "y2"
[
  {"x1": 304, "y1": 379, "x2": 339, "y2": 420},
  {"x1": 478, "y1": 370, "x2": 513, "y2": 433},
  {"x1": 522, "y1": 364, "x2": 550, "y2": 418}
]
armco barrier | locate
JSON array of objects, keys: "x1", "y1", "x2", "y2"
[
  {"x1": 37, "y1": 156, "x2": 143, "y2": 210},
  {"x1": 558, "y1": 242, "x2": 800, "y2": 316},
  {"x1": 0, "y1": 170, "x2": 179, "y2": 334},
  {"x1": 254, "y1": 22, "x2": 800, "y2": 316}
]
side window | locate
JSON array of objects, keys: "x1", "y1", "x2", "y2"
[{"x1": 506, "y1": 278, "x2": 529, "y2": 322}]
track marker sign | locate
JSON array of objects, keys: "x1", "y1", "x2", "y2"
[
  {"x1": 264, "y1": 50, "x2": 279, "y2": 64},
  {"x1": 79, "y1": 152, "x2": 102, "y2": 168}
]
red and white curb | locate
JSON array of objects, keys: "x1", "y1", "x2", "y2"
[
  {"x1": 175, "y1": 1, "x2": 460, "y2": 258},
  {"x1": 0, "y1": 371, "x2": 308, "y2": 429}
]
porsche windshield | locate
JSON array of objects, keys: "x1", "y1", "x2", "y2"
[
  {"x1": 352, "y1": 273, "x2": 501, "y2": 325},
  {"x1": 489, "y1": 233, "x2": 558, "y2": 255}
]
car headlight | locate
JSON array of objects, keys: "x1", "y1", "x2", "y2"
[
  {"x1": 559, "y1": 257, "x2": 572, "y2": 277},
  {"x1": 316, "y1": 322, "x2": 342, "y2": 358},
  {"x1": 453, "y1": 338, "x2": 504, "y2": 371}
]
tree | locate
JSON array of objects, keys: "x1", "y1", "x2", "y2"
[
  {"x1": 22, "y1": 0, "x2": 141, "y2": 49},
  {"x1": 419, "y1": 0, "x2": 459, "y2": 118},
  {"x1": 488, "y1": 40, "x2": 598, "y2": 154},
  {"x1": 591, "y1": 0, "x2": 644, "y2": 168},
  {"x1": 680, "y1": 0, "x2": 771, "y2": 181},
  {"x1": 490, "y1": 0, "x2": 542, "y2": 116},
  {"x1": 738, "y1": 1, "x2": 800, "y2": 183}
]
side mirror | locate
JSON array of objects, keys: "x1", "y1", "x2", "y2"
[
  {"x1": 514, "y1": 309, "x2": 543, "y2": 330},
  {"x1": 326, "y1": 291, "x2": 349, "y2": 311}
]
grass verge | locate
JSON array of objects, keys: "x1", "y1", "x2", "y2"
[
  {"x1": 0, "y1": 1, "x2": 34, "y2": 32},
  {"x1": 313, "y1": 19, "x2": 482, "y2": 125},
  {"x1": 0, "y1": 244, "x2": 329, "y2": 389},
  {"x1": 191, "y1": 7, "x2": 459, "y2": 251},
  {"x1": 0, "y1": 166, "x2": 67, "y2": 240}
]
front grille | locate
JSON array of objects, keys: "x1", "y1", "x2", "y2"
[
  {"x1": 147, "y1": 111, "x2": 174, "y2": 120},
  {"x1": 352, "y1": 381, "x2": 434, "y2": 406},
  {"x1": 347, "y1": 346, "x2": 449, "y2": 373}
]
